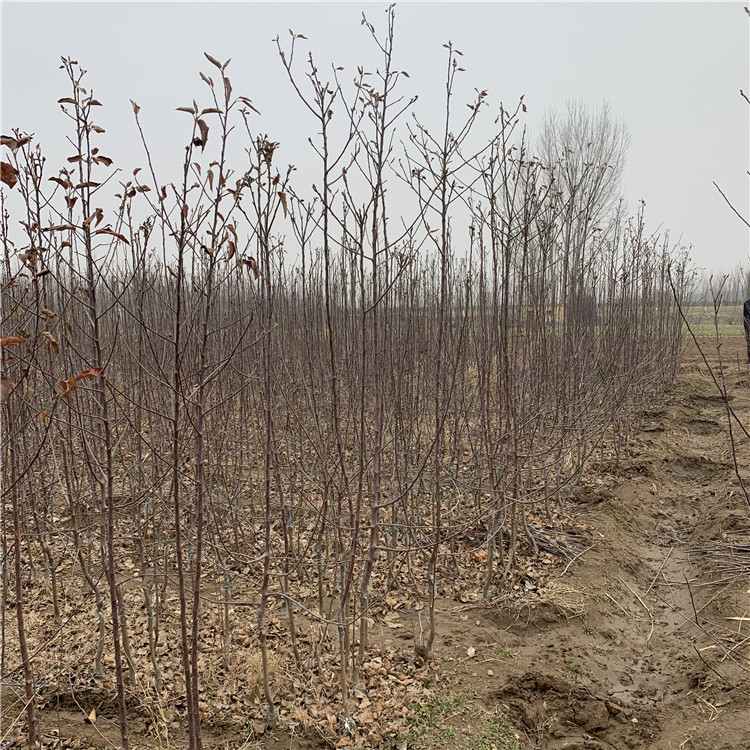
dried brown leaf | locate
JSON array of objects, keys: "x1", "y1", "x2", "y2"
[
  {"x1": 82, "y1": 208, "x2": 104, "y2": 229},
  {"x1": 1, "y1": 135, "x2": 31, "y2": 151},
  {"x1": 40, "y1": 331, "x2": 60, "y2": 356},
  {"x1": 1, "y1": 336, "x2": 26, "y2": 347},
  {"x1": 246, "y1": 256, "x2": 260, "y2": 279},
  {"x1": 204, "y1": 52, "x2": 223, "y2": 69},
  {"x1": 197, "y1": 119, "x2": 209, "y2": 151},
  {"x1": 94, "y1": 228, "x2": 130, "y2": 244},
  {"x1": 59, "y1": 378, "x2": 77, "y2": 396},
  {"x1": 1, "y1": 376, "x2": 15, "y2": 403},
  {"x1": 43, "y1": 224, "x2": 76, "y2": 232},
  {"x1": 76, "y1": 367, "x2": 103, "y2": 380},
  {"x1": 1, "y1": 161, "x2": 19, "y2": 188}
]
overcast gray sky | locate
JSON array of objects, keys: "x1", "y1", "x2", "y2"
[{"x1": 2, "y1": 1, "x2": 748, "y2": 271}]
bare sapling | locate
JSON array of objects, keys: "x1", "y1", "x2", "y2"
[
  {"x1": 402, "y1": 40, "x2": 487, "y2": 656},
  {"x1": 56, "y1": 58, "x2": 130, "y2": 750}
]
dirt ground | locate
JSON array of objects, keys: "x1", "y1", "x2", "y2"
[
  {"x1": 5, "y1": 336, "x2": 749, "y2": 749},
  {"x1": 413, "y1": 335, "x2": 750, "y2": 750}
]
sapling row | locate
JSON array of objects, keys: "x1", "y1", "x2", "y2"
[{"x1": 1, "y1": 13, "x2": 690, "y2": 748}]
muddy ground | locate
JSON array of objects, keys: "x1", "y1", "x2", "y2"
[{"x1": 6, "y1": 336, "x2": 749, "y2": 749}]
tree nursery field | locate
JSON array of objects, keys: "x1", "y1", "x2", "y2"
[{"x1": 1, "y1": 11, "x2": 748, "y2": 749}]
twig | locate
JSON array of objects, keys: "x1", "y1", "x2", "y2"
[
  {"x1": 604, "y1": 592, "x2": 630, "y2": 617},
  {"x1": 684, "y1": 573, "x2": 700, "y2": 627},
  {"x1": 694, "y1": 693, "x2": 719, "y2": 721},
  {"x1": 645, "y1": 546, "x2": 673, "y2": 594},
  {"x1": 559, "y1": 543, "x2": 596, "y2": 577},
  {"x1": 0, "y1": 694, "x2": 36, "y2": 745},
  {"x1": 713, "y1": 181, "x2": 750, "y2": 229},
  {"x1": 720, "y1": 633, "x2": 750, "y2": 662},
  {"x1": 618, "y1": 575, "x2": 655, "y2": 643},
  {"x1": 693, "y1": 645, "x2": 747, "y2": 694}
]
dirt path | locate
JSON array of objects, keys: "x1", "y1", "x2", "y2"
[{"x1": 421, "y1": 337, "x2": 750, "y2": 750}]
